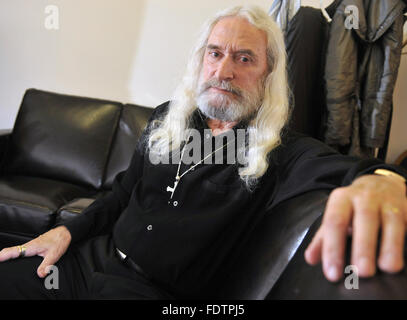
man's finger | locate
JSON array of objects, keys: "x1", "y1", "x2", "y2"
[
  {"x1": 350, "y1": 198, "x2": 380, "y2": 277},
  {"x1": 321, "y1": 188, "x2": 353, "y2": 282},
  {"x1": 0, "y1": 247, "x2": 20, "y2": 262},
  {"x1": 377, "y1": 204, "x2": 406, "y2": 273},
  {"x1": 305, "y1": 227, "x2": 323, "y2": 265},
  {"x1": 0, "y1": 243, "x2": 37, "y2": 262},
  {"x1": 37, "y1": 251, "x2": 58, "y2": 278}
]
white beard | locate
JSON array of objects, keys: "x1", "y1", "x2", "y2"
[{"x1": 196, "y1": 78, "x2": 264, "y2": 122}]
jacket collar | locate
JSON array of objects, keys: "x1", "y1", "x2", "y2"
[{"x1": 345, "y1": 0, "x2": 406, "y2": 42}]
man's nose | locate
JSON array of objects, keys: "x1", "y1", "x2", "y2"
[{"x1": 214, "y1": 56, "x2": 234, "y2": 81}]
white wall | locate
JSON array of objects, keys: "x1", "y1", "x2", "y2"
[
  {"x1": 387, "y1": 53, "x2": 407, "y2": 164},
  {"x1": 0, "y1": 0, "x2": 273, "y2": 130},
  {"x1": 0, "y1": 0, "x2": 147, "y2": 129},
  {"x1": 0, "y1": 0, "x2": 405, "y2": 163}
]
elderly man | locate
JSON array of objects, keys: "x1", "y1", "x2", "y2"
[{"x1": 0, "y1": 5, "x2": 406, "y2": 299}]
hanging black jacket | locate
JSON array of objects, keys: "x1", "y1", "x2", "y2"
[
  {"x1": 324, "y1": 0, "x2": 406, "y2": 157},
  {"x1": 283, "y1": 4, "x2": 336, "y2": 140}
]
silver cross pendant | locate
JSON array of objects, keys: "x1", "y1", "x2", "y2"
[{"x1": 166, "y1": 176, "x2": 180, "y2": 199}]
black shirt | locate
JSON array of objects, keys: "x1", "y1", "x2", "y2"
[{"x1": 61, "y1": 101, "x2": 407, "y2": 298}]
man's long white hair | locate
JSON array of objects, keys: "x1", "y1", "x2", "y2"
[{"x1": 147, "y1": 5, "x2": 290, "y2": 190}]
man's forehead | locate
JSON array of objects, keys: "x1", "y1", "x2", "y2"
[{"x1": 207, "y1": 16, "x2": 267, "y2": 53}]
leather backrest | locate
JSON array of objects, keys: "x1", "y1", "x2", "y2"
[
  {"x1": 103, "y1": 103, "x2": 154, "y2": 189},
  {"x1": 6, "y1": 89, "x2": 122, "y2": 189}
]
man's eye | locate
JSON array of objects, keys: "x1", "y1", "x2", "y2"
[
  {"x1": 210, "y1": 52, "x2": 220, "y2": 58},
  {"x1": 240, "y1": 56, "x2": 250, "y2": 63}
]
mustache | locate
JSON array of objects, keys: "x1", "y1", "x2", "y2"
[{"x1": 199, "y1": 79, "x2": 243, "y2": 97}]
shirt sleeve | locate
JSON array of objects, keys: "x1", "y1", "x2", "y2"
[
  {"x1": 57, "y1": 102, "x2": 169, "y2": 243},
  {"x1": 268, "y1": 131, "x2": 407, "y2": 209}
]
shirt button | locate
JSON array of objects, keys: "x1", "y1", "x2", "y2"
[
  {"x1": 173, "y1": 201, "x2": 178, "y2": 207},
  {"x1": 147, "y1": 224, "x2": 153, "y2": 231},
  {"x1": 206, "y1": 133, "x2": 211, "y2": 139}
]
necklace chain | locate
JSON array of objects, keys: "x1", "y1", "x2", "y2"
[
  {"x1": 176, "y1": 137, "x2": 234, "y2": 180},
  {"x1": 166, "y1": 135, "x2": 235, "y2": 200}
]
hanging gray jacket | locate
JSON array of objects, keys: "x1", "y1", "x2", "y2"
[
  {"x1": 324, "y1": 0, "x2": 406, "y2": 156},
  {"x1": 269, "y1": 0, "x2": 301, "y2": 32}
]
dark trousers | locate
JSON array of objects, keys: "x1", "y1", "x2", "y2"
[{"x1": 0, "y1": 235, "x2": 174, "y2": 300}]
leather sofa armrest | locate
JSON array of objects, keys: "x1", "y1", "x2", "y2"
[
  {"x1": 214, "y1": 189, "x2": 330, "y2": 299},
  {"x1": 267, "y1": 214, "x2": 407, "y2": 299},
  {"x1": 55, "y1": 198, "x2": 96, "y2": 224},
  {"x1": 0, "y1": 130, "x2": 12, "y2": 172}
]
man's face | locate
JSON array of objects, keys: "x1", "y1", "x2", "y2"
[{"x1": 196, "y1": 16, "x2": 269, "y2": 122}]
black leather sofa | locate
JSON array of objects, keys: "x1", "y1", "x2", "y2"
[
  {"x1": 0, "y1": 89, "x2": 153, "y2": 245},
  {"x1": 1, "y1": 88, "x2": 406, "y2": 299}
]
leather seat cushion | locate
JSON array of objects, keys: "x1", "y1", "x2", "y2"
[
  {"x1": 0, "y1": 175, "x2": 95, "y2": 237},
  {"x1": 56, "y1": 197, "x2": 97, "y2": 224}
]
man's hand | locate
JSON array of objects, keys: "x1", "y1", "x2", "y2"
[
  {"x1": 305, "y1": 174, "x2": 407, "y2": 282},
  {"x1": 0, "y1": 226, "x2": 72, "y2": 278}
]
